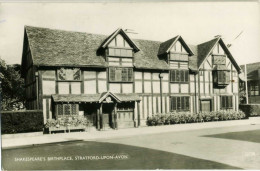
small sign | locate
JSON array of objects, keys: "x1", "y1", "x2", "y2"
[{"x1": 105, "y1": 96, "x2": 112, "y2": 103}]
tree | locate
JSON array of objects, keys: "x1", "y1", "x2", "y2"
[{"x1": 0, "y1": 58, "x2": 25, "y2": 110}]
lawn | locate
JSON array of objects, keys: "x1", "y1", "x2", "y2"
[
  {"x1": 2, "y1": 140, "x2": 240, "y2": 170},
  {"x1": 204, "y1": 129, "x2": 260, "y2": 143}
]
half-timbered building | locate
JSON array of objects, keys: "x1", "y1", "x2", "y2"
[{"x1": 21, "y1": 26, "x2": 242, "y2": 130}]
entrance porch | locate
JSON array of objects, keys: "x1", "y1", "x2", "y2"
[{"x1": 51, "y1": 92, "x2": 141, "y2": 132}]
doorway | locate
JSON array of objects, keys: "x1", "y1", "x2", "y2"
[
  {"x1": 200, "y1": 100, "x2": 212, "y2": 112},
  {"x1": 102, "y1": 103, "x2": 114, "y2": 129}
]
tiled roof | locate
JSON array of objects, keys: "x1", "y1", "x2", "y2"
[
  {"x1": 25, "y1": 26, "x2": 168, "y2": 70},
  {"x1": 24, "y1": 26, "x2": 240, "y2": 72},
  {"x1": 188, "y1": 44, "x2": 198, "y2": 71},
  {"x1": 197, "y1": 38, "x2": 219, "y2": 69},
  {"x1": 52, "y1": 93, "x2": 140, "y2": 103},
  {"x1": 157, "y1": 36, "x2": 179, "y2": 56},
  {"x1": 26, "y1": 26, "x2": 107, "y2": 68}
]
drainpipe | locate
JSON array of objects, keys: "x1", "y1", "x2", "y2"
[
  {"x1": 194, "y1": 72, "x2": 197, "y2": 114},
  {"x1": 245, "y1": 64, "x2": 249, "y2": 104},
  {"x1": 159, "y1": 73, "x2": 163, "y2": 113}
]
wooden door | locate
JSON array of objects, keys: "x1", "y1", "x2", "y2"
[
  {"x1": 102, "y1": 103, "x2": 113, "y2": 129},
  {"x1": 201, "y1": 100, "x2": 211, "y2": 112}
]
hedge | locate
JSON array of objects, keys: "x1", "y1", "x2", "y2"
[
  {"x1": 239, "y1": 104, "x2": 260, "y2": 118},
  {"x1": 1, "y1": 110, "x2": 43, "y2": 134},
  {"x1": 147, "y1": 110, "x2": 246, "y2": 126}
]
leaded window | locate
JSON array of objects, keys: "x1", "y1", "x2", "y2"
[
  {"x1": 58, "y1": 68, "x2": 81, "y2": 81},
  {"x1": 56, "y1": 104, "x2": 79, "y2": 116},
  {"x1": 109, "y1": 67, "x2": 133, "y2": 82},
  {"x1": 220, "y1": 96, "x2": 233, "y2": 110},
  {"x1": 170, "y1": 70, "x2": 189, "y2": 83},
  {"x1": 170, "y1": 96, "x2": 190, "y2": 111}
]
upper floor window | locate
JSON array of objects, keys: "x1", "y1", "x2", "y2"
[
  {"x1": 170, "y1": 70, "x2": 189, "y2": 83},
  {"x1": 108, "y1": 48, "x2": 133, "y2": 57},
  {"x1": 170, "y1": 53, "x2": 188, "y2": 61},
  {"x1": 109, "y1": 67, "x2": 133, "y2": 82},
  {"x1": 58, "y1": 68, "x2": 81, "y2": 81},
  {"x1": 213, "y1": 70, "x2": 230, "y2": 86}
]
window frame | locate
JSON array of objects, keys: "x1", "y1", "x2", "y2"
[
  {"x1": 170, "y1": 96, "x2": 190, "y2": 112},
  {"x1": 109, "y1": 67, "x2": 133, "y2": 83},
  {"x1": 170, "y1": 69, "x2": 189, "y2": 83},
  {"x1": 57, "y1": 68, "x2": 81, "y2": 81},
  {"x1": 56, "y1": 103, "x2": 79, "y2": 117},
  {"x1": 220, "y1": 96, "x2": 233, "y2": 110}
]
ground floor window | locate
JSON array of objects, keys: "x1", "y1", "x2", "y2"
[
  {"x1": 56, "y1": 104, "x2": 79, "y2": 117},
  {"x1": 170, "y1": 96, "x2": 190, "y2": 112},
  {"x1": 220, "y1": 96, "x2": 233, "y2": 110}
]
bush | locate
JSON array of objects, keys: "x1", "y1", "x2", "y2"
[
  {"x1": 147, "y1": 110, "x2": 246, "y2": 126},
  {"x1": 239, "y1": 104, "x2": 260, "y2": 118},
  {"x1": 45, "y1": 116, "x2": 90, "y2": 129},
  {"x1": 1, "y1": 110, "x2": 43, "y2": 134}
]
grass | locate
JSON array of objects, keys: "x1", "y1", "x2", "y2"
[{"x1": 204, "y1": 129, "x2": 260, "y2": 143}]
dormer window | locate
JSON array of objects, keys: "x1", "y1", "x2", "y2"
[
  {"x1": 169, "y1": 40, "x2": 189, "y2": 83},
  {"x1": 213, "y1": 64, "x2": 230, "y2": 86},
  {"x1": 212, "y1": 42, "x2": 230, "y2": 87},
  {"x1": 107, "y1": 34, "x2": 133, "y2": 57}
]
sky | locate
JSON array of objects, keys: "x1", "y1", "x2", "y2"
[{"x1": 0, "y1": 1, "x2": 259, "y2": 65}]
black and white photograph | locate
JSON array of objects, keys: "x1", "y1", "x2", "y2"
[{"x1": 1, "y1": 0, "x2": 260, "y2": 170}]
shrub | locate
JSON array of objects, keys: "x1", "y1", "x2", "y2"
[
  {"x1": 239, "y1": 104, "x2": 260, "y2": 118},
  {"x1": 45, "y1": 115, "x2": 89, "y2": 128},
  {"x1": 1, "y1": 110, "x2": 43, "y2": 134},
  {"x1": 146, "y1": 110, "x2": 246, "y2": 126}
]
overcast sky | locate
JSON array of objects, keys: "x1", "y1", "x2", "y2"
[{"x1": 0, "y1": 2, "x2": 259, "y2": 65}]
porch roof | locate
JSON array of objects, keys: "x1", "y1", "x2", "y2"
[{"x1": 51, "y1": 93, "x2": 141, "y2": 103}]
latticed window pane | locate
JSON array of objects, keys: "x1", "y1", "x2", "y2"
[
  {"x1": 185, "y1": 97, "x2": 190, "y2": 110},
  {"x1": 71, "y1": 104, "x2": 78, "y2": 115},
  {"x1": 176, "y1": 70, "x2": 180, "y2": 82},
  {"x1": 109, "y1": 68, "x2": 116, "y2": 81},
  {"x1": 228, "y1": 96, "x2": 233, "y2": 108},
  {"x1": 58, "y1": 68, "x2": 66, "y2": 80},
  {"x1": 57, "y1": 104, "x2": 63, "y2": 115},
  {"x1": 58, "y1": 68, "x2": 81, "y2": 80},
  {"x1": 122, "y1": 68, "x2": 128, "y2": 81},
  {"x1": 171, "y1": 97, "x2": 177, "y2": 111},
  {"x1": 109, "y1": 67, "x2": 133, "y2": 82},
  {"x1": 185, "y1": 70, "x2": 189, "y2": 82},
  {"x1": 73, "y1": 68, "x2": 81, "y2": 80},
  {"x1": 115, "y1": 68, "x2": 122, "y2": 81},
  {"x1": 181, "y1": 96, "x2": 185, "y2": 110},
  {"x1": 128, "y1": 68, "x2": 133, "y2": 81},
  {"x1": 170, "y1": 70, "x2": 176, "y2": 82},
  {"x1": 64, "y1": 104, "x2": 71, "y2": 115}
]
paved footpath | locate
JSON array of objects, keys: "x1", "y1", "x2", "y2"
[
  {"x1": 1, "y1": 119, "x2": 258, "y2": 149},
  {"x1": 100, "y1": 124, "x2": 260, "y2": 170}
]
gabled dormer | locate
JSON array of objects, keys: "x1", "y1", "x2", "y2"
[
  {"x1": 99, "y1": 28, "x2": 140, "y2": 83},
  {"x1": 158, "y1": 36, "x2": 194, "y2": 83},
  {"x1": 197, "y1": 37, "x2": 241, "y2": 87}
]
